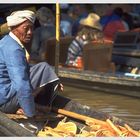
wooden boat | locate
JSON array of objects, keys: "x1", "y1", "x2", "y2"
[
  {"x1": 0, "y1": 4, "x2": 139, "y2": 98},
  {"x1": 58, "y1": 67, "x2": 140, "y2": 98},
  {"x1": 0, "y1": 94, "x2": 140, "y2": 137},
  {"x1": 0, "y1": 4, "x2": 139, "y2": 137},
  {"x1": 39, "y1": 36, "x2": 140, "y2": 98}
]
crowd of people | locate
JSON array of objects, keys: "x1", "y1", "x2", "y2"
[
  {"x1": 1, "y1": 4, "x2": 140, "y2": 66},
  {"x1": 24, "y1": 4, "x2": 138, "y2": 70},
  {"x1": 57, "y1": 4, "x2": 139, "y2": 72}
]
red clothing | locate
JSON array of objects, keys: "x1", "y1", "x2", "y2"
[{"x1": 103, "y1": 20, "x2": 127, "y2": 41}]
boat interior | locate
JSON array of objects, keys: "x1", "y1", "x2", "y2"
[{"x1": 29, "y1": 31, "x2": 140, "y2": 76}]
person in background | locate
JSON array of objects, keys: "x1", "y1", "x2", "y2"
[
  {"x1": 100, "y1": 7, "x2": 129, "y2": 41},
  {"x1": 71, "y1": 4, "x2": 89, "y2": 36},
  {"x1": 0, "y1": 10, "x2": 63, "y2": 118},
  {"x1": 65, "y1": 13, "x2": 103, "y2": 69},
  {"x1": 122, "y1": 12, "x2": 134, "y2": 30},
  {"x1": 31, "y1": 7, "x2": 59, "y2": 62},
  {"x1": 60, "y1": 4, "x2": 74, "y2": 36}
]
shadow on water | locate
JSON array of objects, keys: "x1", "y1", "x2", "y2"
[{"x1": 61, "y1": 85, "x2": 140, "y2": 128}]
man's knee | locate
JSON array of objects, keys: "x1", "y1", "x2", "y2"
[{"x1": 38, "y1": 62, "x2": 50, "y2": 69}]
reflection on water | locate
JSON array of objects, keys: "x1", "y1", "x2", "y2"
[{"x1": 62, "y1": 86, "x2": 140, "y2": 128}]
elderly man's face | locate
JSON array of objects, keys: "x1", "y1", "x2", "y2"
[{"x1": 12, "y1": 20, "x2": 34, "y2": 44}]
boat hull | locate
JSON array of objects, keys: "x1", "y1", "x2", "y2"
[
  {"x1": 58, "y1": 67, "x2": 140, "y2": 98},
  {"x1": 1, "y1": 94, "x2": 139, "y2": 136}
]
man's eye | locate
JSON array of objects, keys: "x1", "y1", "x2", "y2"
[
  {"x1": 23, "y1": 26, "x2": 27, "y2": 30},
  {"x1": 23, "y1": 26, "x2": 33, "y2": 31}
]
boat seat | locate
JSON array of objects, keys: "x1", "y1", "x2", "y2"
[
  {"x1": 112, "y1": 55, "x2": 140, "y2": 67},
  {"x1": 112, "y1": 31, "x2": 140, "y2": 69},
  {"x1": 83, "y1": 42, "x2": 115, "y2": 73},
  {"x1": 113, "y1": 31, "x2": 140, "y2": 49},
  {"x1": 42, "y1": 36, "x2": 74, "y2": 66}
]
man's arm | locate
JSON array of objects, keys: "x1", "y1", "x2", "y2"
[{"x1": 3, "y1": 44, "x2": 35, "y2": 117}]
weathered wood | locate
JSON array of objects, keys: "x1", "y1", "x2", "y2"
[
  {"x1": 57, "y1": 67, "x2": 140, "y2": 98},
  {"x1": 58, "y1": 67, "x2": 140, "y2": 87},
  {"x1": 0, "y1": 94, "x2": 139, "y2": 136},
  {"x1": 54, "y1": 108, "x2": 107, "y2": 126},
  {"x1": 6, "y1": 113, "x2": 64, "y2": 122},
  {"x1": 114, "y1": 31, "x2": 140, "y2": 50},
  {"x1": 44, "y1": 36, "x2": 74, "y2": 66},
  {"x1": 112, "y1": 55, "x2": 140, "y2": 67},
  {"x1": 52, "y1": 95, "x2": 135, "y2": 128},
  {"x1": 113, "y1": 48, "x2": 140, "y2": 57},
  {"x1": 0, "y1": 111, "x2": 35, "y2": 136},
  {"x1": 83, "y1": 43, "x2": 115, "y2": 73},
  {"x1": 112, "y1": 31, "x2": 140, "y2": 68}
]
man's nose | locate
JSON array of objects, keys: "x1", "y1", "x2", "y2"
[{"x1": 27, "y1": 28, "x2": 33, "y2": 34}]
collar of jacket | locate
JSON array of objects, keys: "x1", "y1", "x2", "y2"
[{"x1": 9, "y1": 32, "x2": 30, "y2": 61}]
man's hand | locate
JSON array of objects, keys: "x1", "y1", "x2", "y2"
[
  {"x1": 16, "y1": 108, "x2": 43, "y2": 119},
  {"x1": 16, "y1": 108, "x2": 25, "y2": 115},
  {"x1": 58, "y1": 83, "x2": 64, "y2": 92}
]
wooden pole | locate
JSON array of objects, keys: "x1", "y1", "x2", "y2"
[
  {"x1": 53, "y1": 108, "x2": 107, "y2": 126},
  {"x1": 6, "y1": 107, "x2": 106, "y2": 126},
  {"x1": 55, "y1": 3, "x2": 60, "y2": 75}
]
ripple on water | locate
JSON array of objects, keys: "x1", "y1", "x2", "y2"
[{"x1": 63, "y1": 86, "x2": 140, "y2": 129}]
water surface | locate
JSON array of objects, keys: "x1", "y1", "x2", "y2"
[{"x1": 62, "y1": 86, "x2": 140, "y2": 128}]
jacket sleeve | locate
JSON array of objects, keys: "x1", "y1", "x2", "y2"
[{"x1": 3, "y1": 44, "x2": 35, "y2": 117}]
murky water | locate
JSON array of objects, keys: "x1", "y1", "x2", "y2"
[{"x1": 61, "y1": 86, "x2": 140, "y2": 128}]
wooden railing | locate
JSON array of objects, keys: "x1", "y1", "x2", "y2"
[{"x1": 112, "y1": 31, "x2": 140, "y2": 68}]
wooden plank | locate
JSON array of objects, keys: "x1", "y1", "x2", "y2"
[
  {"x1": 112, "y1": 55, "x2": 140, "y2": 67},
  {"x1": 83, "y1": 43, "x2": 114, "y2": 73},
  {"x1": 0, "y1": 111, "x2": 35, "y2": 136},
  {"x1": 113, "y1": 48, "x2": 140, "y2": 57},
  {"x1": 6, "y1": 113, "x2": 64, "y2": 122},
  {"x1": 114, "y1": 31, "x2": 140, "y2": 43},
  {"x1": 113, "y1": 44, "x2": 139, "y2": 49},
  {"x1": 58, "y1": 67, "x2": 140, "y2": 87},
  {"x1": 113, "y1": 31, "x2": 140, "y2": 49},
  {"x1": 44, "y1": 36, "x2": 74, "y2": 66}
]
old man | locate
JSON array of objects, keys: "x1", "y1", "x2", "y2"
[{"x1": 0, "y1": 10, "x2": 62, "y2": 118}]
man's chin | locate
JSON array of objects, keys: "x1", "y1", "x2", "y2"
[{"x1": 24, "y1": 39, "x2": 31, "y2": 44}]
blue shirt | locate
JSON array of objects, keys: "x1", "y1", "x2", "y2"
[
  {"x1": 100, "y1": 14, "x2": 121, "y2": 28},
  {"x1": 0, "y1": 34, "x2": 35, "y2": 117}
]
